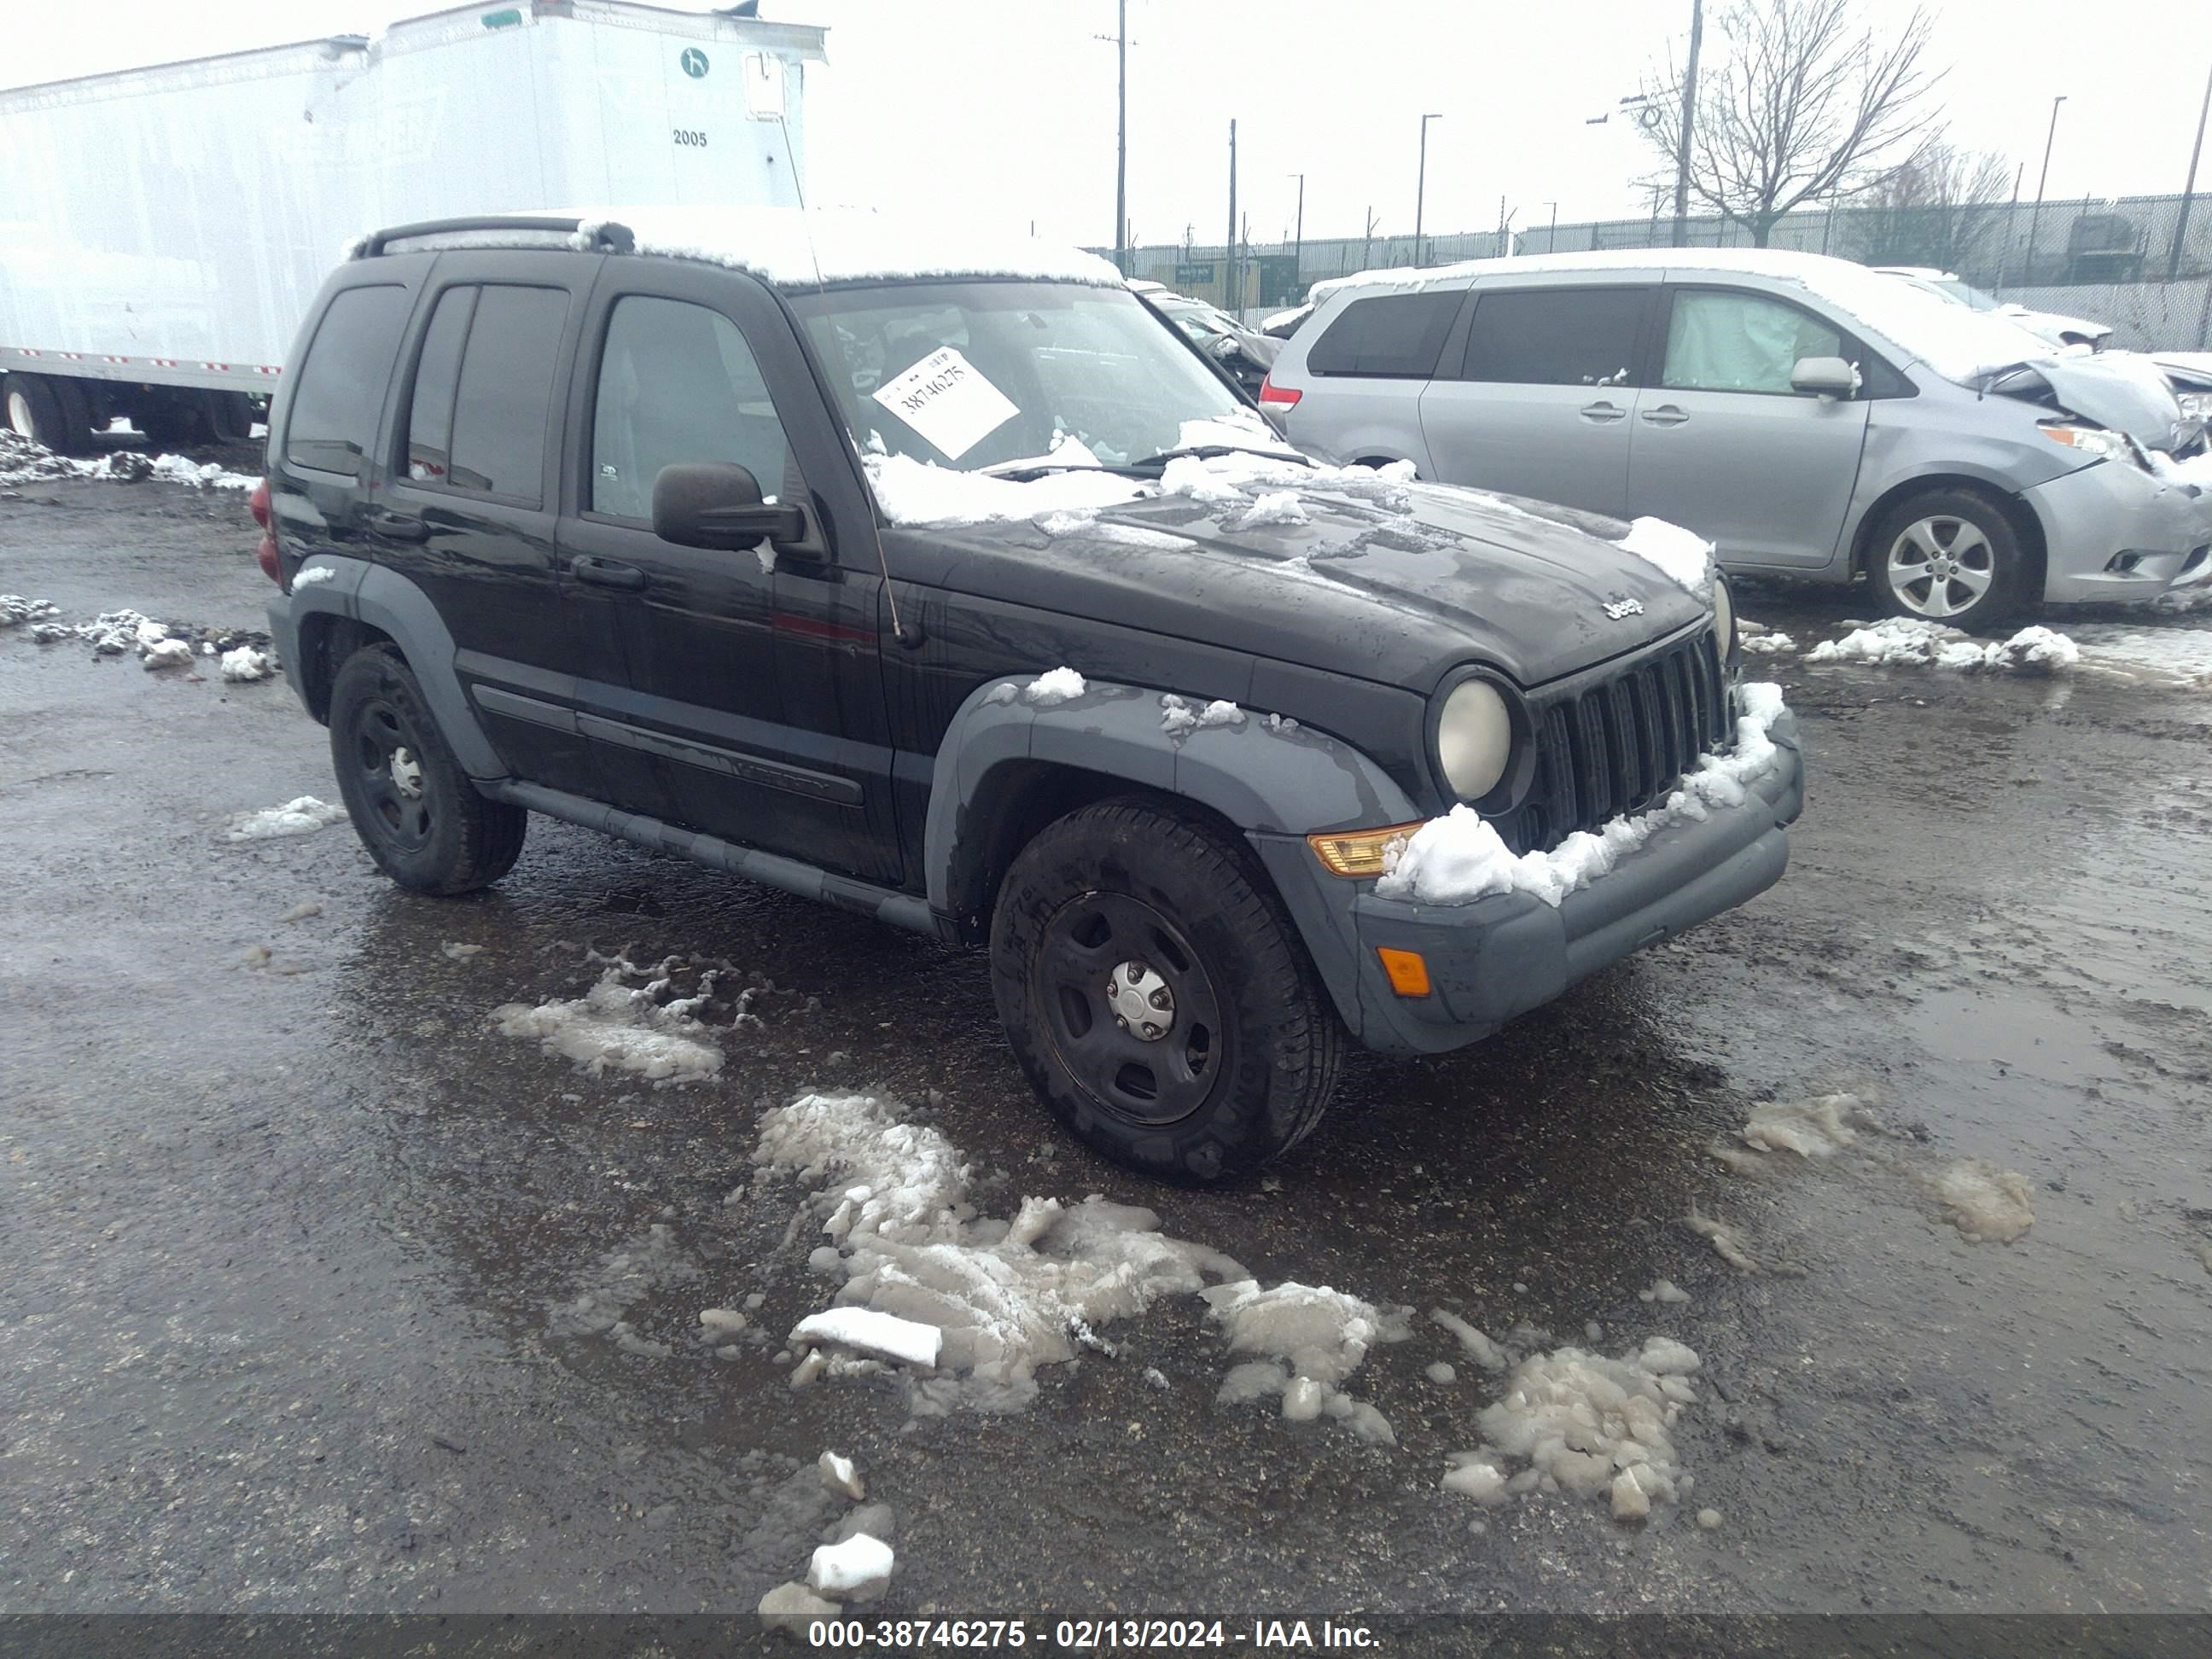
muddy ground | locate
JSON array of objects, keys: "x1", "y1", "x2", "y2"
[{"x1": 2, "y1": 468, "x2": 2209, "y2": 1633}]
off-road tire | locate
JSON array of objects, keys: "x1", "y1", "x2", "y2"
[
  {"x1": 329, "y1": 646, "x2": 527, "y2": 894},
  {"x1": 990, "y1": 795, "x2": 1342, "y2": 1182},
  {"x1": 1867, "y1": 487, "x2": 2034, "y2": 634}
]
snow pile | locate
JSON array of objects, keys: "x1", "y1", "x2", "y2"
[
  {"x1": 1205, "y1": 1280, "x2": 1407, "y2": 1444},
  {"x1": 755, "y1": 1091, "x2": 1310, "y2": 1416},
  {"x1": 546, "y1": 1221, "x2": 701, "y2": 1356},
  {"x1": 1159, "y1": 694, "x2": 1199, "y2": 736},
  {"x1": 1377, "y1": 683, "x2": 1790, "y2": 906},
  {"x1": 760, "y1": 1450, "x2": 898, "y2": 1626},
  {"x1": 1442, "y1": 1335, "x2": 1706, "y2": 1522},
  {"x1": 809, "y1": 1533, "x2": 894, "y2": 1603},
  {"x1": 0, "y1": 431, "x2": 253, "y2": 491},
  {"x1": 1930, "y1": 1161, "x2": 2035, "y2": 1243},
  {"x1": 1429, "y1": 1307, "x2": 1510, "y2": 1371},
  {"x1": 1739, "y1": 1093, "x2": 1867, "y2": 1158},
  {"x1": 141, "y1": 637, "x2": 195, "y2": 670},
  {"x1": 1807, "y1": 618, "x2": 2079, "y2": 674},
  {"x1": 864, "y1": 452, "x2": 1145, "y2": 526},
  {"x1": 1196, "y1": 698, "x2": 1245, "y2": 728},
  {"x1": 1022, "y1": 667, "x2": 1086, "y2": 706},
  {"x1": 492, "y1": 954, "x2": 750, "y2": 1086},
  {"x1": 2062, "y1": 622, "x2": 2212, "y2": 686},
  {"x1": 1, "y1": 595, "x2": 60, "y2": 627},
  {"x1": 218, "y1": 641, "x2": 274, "y2": 681},
  {"x1": 1638, "y1": 1279, "x2": 1692, "y2": 1306},
  {"x1": 1741, "y1": 632, "x2": 1796, "y2": 656},
  {"x1": 219, "y1": 796, "x2": 348, "y2": 842},
  {"x1": 1616, "y1": 517, "x2": 1714, "y2": 595},
  {"x1": 1687, "y1": 1207, "x2": 1761, "y2": 1272},
  {"x1": 1234, "y1": 490, "x2": 1310, "y2": 530}
]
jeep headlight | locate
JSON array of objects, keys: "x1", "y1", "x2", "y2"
[
  {"x1": 1711, "y1": 576, "x2": 1738, "y2": 663},
  {"x1": 1437, "y1": 678, "x2": 1513, "y2": 800}
]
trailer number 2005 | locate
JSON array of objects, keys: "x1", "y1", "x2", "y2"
[{"x1": 672, "y1": 128, "x2": 707, "y2": 147}]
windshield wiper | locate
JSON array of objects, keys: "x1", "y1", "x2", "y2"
[
  {"x1": 1123, "y1": 443, "x2": 1311, "y2": 472},
  {"x1": 977, "y1": 459, "x2": 1159, "y2": 482}
]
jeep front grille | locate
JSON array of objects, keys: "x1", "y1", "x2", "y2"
[{"x1": 1516, "y1": 628, "x2": 1731, "y2": 853}]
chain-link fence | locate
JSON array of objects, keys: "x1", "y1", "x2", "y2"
[{"x1": 1109, "y1": 191, "x2": 2212, "y2": 348}]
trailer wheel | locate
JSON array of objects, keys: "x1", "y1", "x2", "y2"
[
  {"x1": 4, "y1": 374, "x2": 91, "y2": 457},
  {"x1": 208, "y1": 393, "x2": 256, "y2": 444},
  {"x1": 136, "y1": 393, "x2": 214, "y2": 451}
]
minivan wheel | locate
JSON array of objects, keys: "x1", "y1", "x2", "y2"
[
  {"x1": 329, "y1": 646, "x2": 527, "y2": 894},
  {"x1": 989, "y1": 797, "x2": 1342, "y2": 1182},
  {"x1": 1868, "y1": 489, "x2": 2030, "y2": 632}
]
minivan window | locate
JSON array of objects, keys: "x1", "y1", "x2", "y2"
[
  {"x1": 1458, "y1": 288, "x2": 1645, "y2": 387},
  {"x1": 591, "y1": 296, "x2": 789, "y2": 521},
  {"x1": 1306, "y1": 292, "x2": 1462, "y2": 379},
  {"x1": 404, "y1": 287, "x2": 475, "y2": 486},
  {"x1": 1661, "y1": 289, "x2": 1844, "y2": 396},
  {"x1": 443, "y1": 285, "x2": 568, "y2": 501},
  {"x1": 283, "y1": 284, "x2": 409, "y2": 477}
]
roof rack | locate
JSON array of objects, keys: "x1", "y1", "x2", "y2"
[{"x1": 354, "y1": 216, "x2": 635, "y2": 258}]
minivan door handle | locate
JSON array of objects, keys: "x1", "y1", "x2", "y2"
[
  {"x1": 365, "y1": 508, "x2": 428, "y2": 542},
  {"x1": 570, "y1": 556, "x2": 647, "y2": 591},
  {"x1": 1578, "y1": 400, "x2": 1627, "y2": 424},
  {"x1": 1639, "y1": 405, "x2": 1691, "y2": 428}
]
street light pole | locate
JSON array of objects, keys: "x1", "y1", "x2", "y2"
[
  {"x1": 1545, "y1": 201, "x2": 1558, "y2": 253},
  {"x1": 1114, "y1": 0, "x2": 1128, "y2": 275},
  {"x1": 1672, "y1": 0, "x2": 1703, "y2": 247},
  {"x1": 2023, "y1": 94, "x2": 2067, "y2": 285},
  {"x1": 1288, "y1": 172, "x2": 1305, "y2": 292},
  {"x1": 1226, "y1": 119, "x2": 1238, "y2": 306},
  {"x1": 1415, "y1": 113, "x2": 1442, "y2": 265},
  {"x1": 2170, "y1": 58, "x2": 2212, "y2": 282}
]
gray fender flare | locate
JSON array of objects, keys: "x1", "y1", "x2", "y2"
[
  {"x1": 276, "y1": 555, "x2": 508, "y2": 779},
  {"x1": 923, "y1": 678, "x2": 1421, "y2": 1038}
]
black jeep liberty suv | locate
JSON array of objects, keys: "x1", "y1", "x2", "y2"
[{"x1": 260, "y1": 209, "x2": 1804, "y2": 1180}]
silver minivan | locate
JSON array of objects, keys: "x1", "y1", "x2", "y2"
[{"x1": 1262, "y1": 249, "x2": 2212, "y2": 630}]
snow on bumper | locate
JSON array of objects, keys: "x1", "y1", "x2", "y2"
[{"x1": 1271, "y1": 696, "x2": 1802, "y2": 1057}]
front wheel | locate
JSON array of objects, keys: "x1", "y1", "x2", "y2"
[
  {"x1": 328, "y1": 646, "x2": 527, "y2": 894},
  {"x1": 989, "y1": 797, "x2": 1342, "y2": 1182},
  {"x1": 1867, "y1": 489, "x2": 2033, "y2": 633}
]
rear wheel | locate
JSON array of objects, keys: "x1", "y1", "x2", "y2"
[
  {"x1": 329, "y1": 646, "x2": 527, "y2": 894},
  {"x1": 990, "y1": 797, "x2": 1342, "y2": 1182},
  {"x1": 4, "y1": 374, "x2": 90, "y2": 455},
  {"x1": 1867, "y1": 489, "x2": 2032, "y2": 633}
]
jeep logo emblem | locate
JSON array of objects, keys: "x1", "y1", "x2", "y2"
[
  {"x1": 1603, "y1": 597, "x2": 1644, "y2": 620},
  {"x1": 679, "y1": 47, "x2": 709, "y2": 78}
]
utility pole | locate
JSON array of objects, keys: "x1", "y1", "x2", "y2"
[
  {"x1": 1288, "y1": 172, "x2": 1305, "y2": 286},
  {"x1": 1362, "y1": 204, "x2": 1377, "y2": 273},
  {"x1": 1226, "y1": 119, "x2": 1238, "y2": 306},
  {"x1": 2023, "y1": 95, "x2": 2067, "y2": 286},
  {"x1": 1114, "y1": 0, "x2": 1128, "y2": 275},
  {"x1": 2170, "y1": 58, "x2": 2212, "y2": 281},
  {"x1": 1672, "y1": 0, "x2": 1703, "y2": 247},
  {"x1": 1544, "y1": 201, "x2": 1558, "y2": 253},
  {"x1": 1415, "y1": 114, "x2": 1441, "y2": 265}
]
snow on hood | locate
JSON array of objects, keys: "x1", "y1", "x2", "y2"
[{"x1": 556, "y1": 207, "x2": 1125, "y2": 290}]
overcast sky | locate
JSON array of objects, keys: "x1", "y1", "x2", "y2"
[{"x1": 6, "y1": 1, "x2": 2207, "y2": 249}]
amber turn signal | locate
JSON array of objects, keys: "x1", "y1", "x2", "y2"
[
  {"x1": 1307, "y1": 822, "x2": 1423, "y2": 878},
  {"x1": 1376, "y1": 947, "x2": 1432, "y2": 998}
]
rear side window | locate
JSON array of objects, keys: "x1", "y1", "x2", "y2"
[
  {"x1": 1306, "y1": 292, "x2": 1462, "y2": 378},
  {"x1": 589, "y1": 295, "x2": 791, "y2": 521},
  {"x1": 445, "y1": 286, "x2": 568, "y2": 501},
  {"x1": 284, "y1": 284, "x2": 409, "y2": 477},
  {"x1": 404, "y1": 288, "x2": 475, "y2": 486},
  {"x1": 1458, "y1": 288, "x2": 1646, "y2": 387}
]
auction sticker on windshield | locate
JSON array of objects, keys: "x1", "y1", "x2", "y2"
[{"x1": 872, "y1": 346, "x2": 1019, "y2": 460}]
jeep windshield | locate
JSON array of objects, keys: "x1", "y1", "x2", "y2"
[{"x1": 789, "y1": 280, "x2": 1298, "y2": 477}]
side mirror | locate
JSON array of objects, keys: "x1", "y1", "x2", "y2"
[
  {"x1": 1790, "y1": 356, "x2": 1859, "y2": 399},
  {"x1": 651, "y1": 463, "x2": 806, "y2": 550}
]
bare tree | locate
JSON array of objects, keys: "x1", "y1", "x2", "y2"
[
  {"x1": 1852, "y1": 139, "x2": 2012, "y2": 275},
  {"x1": 1639, "y1": 0, "x2": 1947, "y2": 247}
]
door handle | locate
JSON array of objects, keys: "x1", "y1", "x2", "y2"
[
  {"x1": 1639, "y1": 405, "x2": 1690, "y2": 427},
  {"x1": 365, "y1": 508, "x2": 428, "y2": 542},
  {"x1": 570, "y1": 556, "x2": 646, "y2": 591},
  {"x1": 1578, "y1": 401, "x2": 1627, "y2": 423}
]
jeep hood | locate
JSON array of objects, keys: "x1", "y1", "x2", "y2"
[{"x1": 907, "y1": 469, "x2": 1714, "y2": 692}]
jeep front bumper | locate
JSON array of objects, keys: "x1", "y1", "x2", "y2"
[{"x1": 1253, "y1": 711, "x2": 1804, "y2": 1056}]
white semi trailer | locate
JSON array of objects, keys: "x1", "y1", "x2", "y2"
[{"x1": 0, "y1": 0, "x2": 824, "y2": 451}]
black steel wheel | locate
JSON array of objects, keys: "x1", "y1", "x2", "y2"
[
  {"x1": 328, "y1": 646, "x2": 527, "y2": 894},
  {"x1": 991, "y1": 796, "x2": 1342, "y2": 1181}
]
